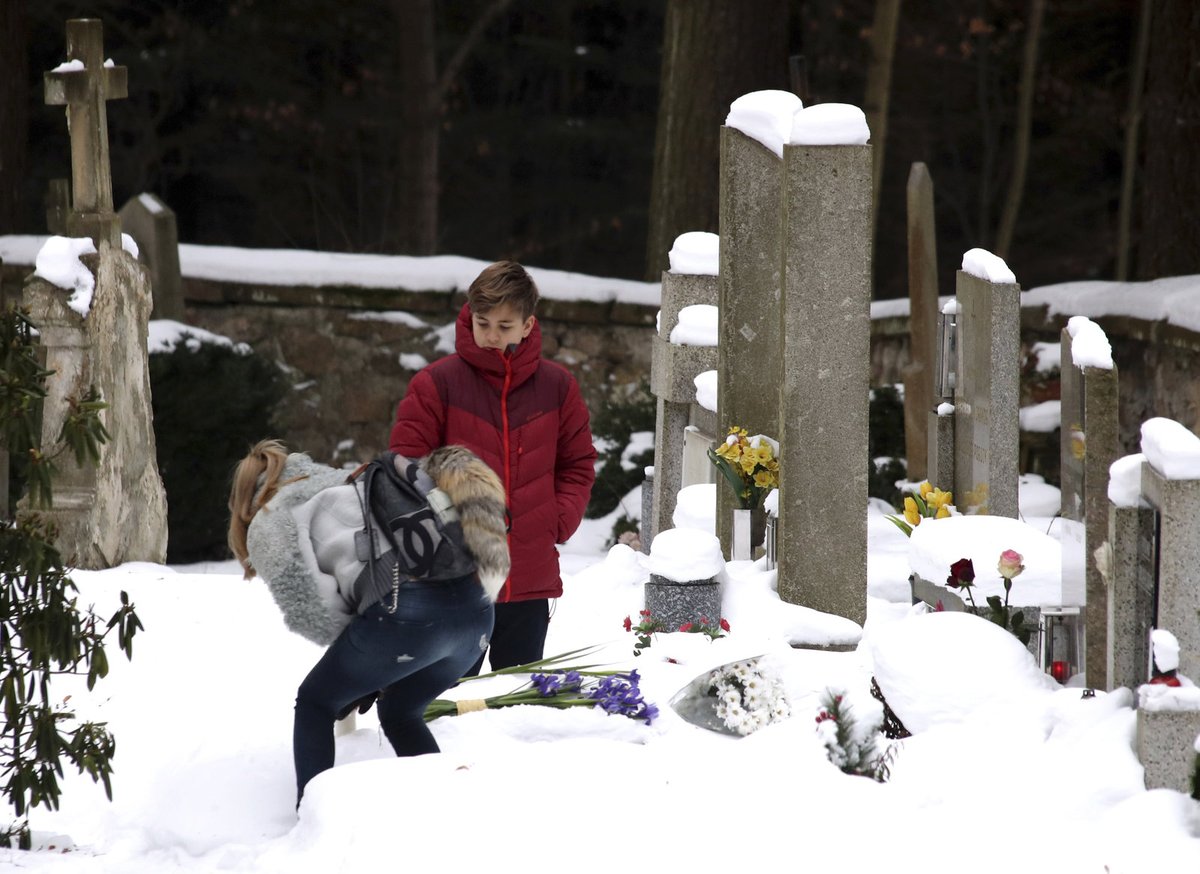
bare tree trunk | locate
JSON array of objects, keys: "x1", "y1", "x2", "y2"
[
  {"x1": 390, "y1": 0, "x2": 514, "y2": 255},
  {"x1": 995, "y1": 0, "x2": 1045, "y2": 259},
  {"x1": 1116, "y1": 0, "x2": 1153, "y2": 281},
  {"x1": 644, "y1": 0, "x2": 787, "y2": 280},
  {"x1": 0, "y1": 0, "x2": 29, "y2": 234},
  {"x1": 393, "y1": 0, "x2": 439, "y2": 255},
  {"x1": 1137, "y1": 1, "x2": 1200, "y2": 280},
  {"x1": 863, "y1": 0, "x2": 902, "y2": 236}
]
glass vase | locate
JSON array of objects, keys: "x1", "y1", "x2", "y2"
[{"x1": 732, "y1": 508, "x2": 752, "y2": 561}]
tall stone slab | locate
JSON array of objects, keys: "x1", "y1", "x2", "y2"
[
  {"x1": 649, "y1": 270, "x2": 717, "y2": 545},
  {"x1": 952, "y1": 270, "x2": 1021, "y2": 518},
  {"x1": 903, "y1": 163, "x2": 939, "y2": 481},
  {"x1": 1059, "y1": 323, "x2": 1120, "y2": 687},
  {"x1": 1140, "y1": 462, "x2": 1200, "y2": 683},
  {"x1": 777, "y1": 143, "x2": 872, "y2": 624},
  {"x1": 716, "y1": 127, "x2": 784, "y2": 556},
  {"x1": 22, "y1": 242, "x2": 168, "y2": 567},
  {"x1": 119, "y1": 193, "x2": 184, "y2": 320},
  {"x1": 1105, "y1": 499, "x2": 1156, "y2": 691}
]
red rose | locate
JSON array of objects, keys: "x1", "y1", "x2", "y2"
[
  {"x1": 947, "y1": 557, "x2": 976, "y2": 589},
  {"x1": 719, "y1": 618, "x2": 731, "y2": 632},
  {"x1": 623, "y1": 615, "x2": 632, "y2": 632},
  {"x1": 679, "y1": 622, "x2": 694, "y2": 632}
]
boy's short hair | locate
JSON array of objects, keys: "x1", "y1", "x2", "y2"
[{"x1": 467, "y1": 261, "x2": 539, "y2": 320}]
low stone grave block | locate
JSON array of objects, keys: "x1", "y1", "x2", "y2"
[{"x1": 1135, "y1": 685, "x2": 1200, "y2": 793}]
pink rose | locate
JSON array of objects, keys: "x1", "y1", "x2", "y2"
[{"x1": 997, "y1": 549, "x2": 1025, "y2": 580}]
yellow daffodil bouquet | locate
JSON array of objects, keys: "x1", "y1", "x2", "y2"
[
  {"x1": 885, "y1": 480, "x2": 953, "y2": 536},
  {"x1": 707, "y1": 426, "x2": 779, "y2": 510}
]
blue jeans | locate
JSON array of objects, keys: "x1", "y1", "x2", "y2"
[{"x1": 293, "y1": 575, "x2": 494, "y2": 801}]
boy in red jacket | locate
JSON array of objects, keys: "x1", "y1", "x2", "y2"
[{"x1": 390, "y1": 260, "x2": 596, "y2": 672}]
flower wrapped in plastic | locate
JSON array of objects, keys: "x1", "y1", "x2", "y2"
[
  {"x1": 707, "y1": 427, "x2": 779, "y2": 510},
  {"x1": 668, "y1": 655, "x2": 790, "y2": 737},
  {"x1": 424, "y1": 646, "x2": 658, "y2": 724}
]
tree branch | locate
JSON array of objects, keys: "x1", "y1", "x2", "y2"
[{"x1": 436, "y1": 0, "x2": 517, "y2": 100}]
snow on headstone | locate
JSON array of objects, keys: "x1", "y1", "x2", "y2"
[
  {"x1": 693, "y1": 369, "x2": 717, "y2": 412},
  {"x1": 1140, "y1": 417, "x2": 1200, "y2": 480},
  {"x1": 724, "y1": 90, "x2": 803, "y2": 158},
  {"x1": 34, "y1": 235, "x2": 97, "y2": 317},
  {"x1": 1152, "y1": 629, "x2": 1181, "y2": 674},
  {"x1": 642, "y1": 526, "x2": 725, "y2": 583},
  {"x1": 1107, "y1": 453, "x2": 1147, "y2": 508},
  {"x1": 668, "y1": 232, "x2": 719, "y2": 276},
  {"x1": 1066, "y1": 316, "x2": 1114, "y2": 370},
  {"x1": 870, "y1": 610, "x2": 1058, "y2": 733},
  {"x1": 121, "y1": 232, "x2": 139, "y2": 258},
  {"x1": 789, "y1": 103, "x2": 871, "y2": 146},
  {"x1": 961, "y1": 248, "x2": 1016, "y2": 285},
  {"x1": 669, "y1": 304, "x2": 718, "y2": 346}
]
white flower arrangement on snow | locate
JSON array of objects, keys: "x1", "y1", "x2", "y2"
[{"x1": 705, "y1": 657, "x2": 790, "y2": 736}]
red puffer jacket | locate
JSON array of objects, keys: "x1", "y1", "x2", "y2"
[{"x1": 389, "y1": 304, "x2": 596, "y2": 602}]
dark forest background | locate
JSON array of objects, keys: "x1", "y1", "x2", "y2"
[{"x1": 2, "y1": 1, "x2": 1197, "y2": 301}]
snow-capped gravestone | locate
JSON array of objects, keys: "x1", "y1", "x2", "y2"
[
  {"x1": 952, "y1": 248, "x2": 1022, "y2": 518},
  {"x1": 1135, "y1": 630, "x2": 1200, "y2": 794},
  {"x1": 643, "y1": 527, "x2": 724, "y2": 632},
  {"x1": 119, "y1": 192, "x2": 183, "y2": 320},
  {"x1": 1058, "y1": 317, "x2": 1119, "y2": 688},
  {"x1": 1105, "y1": 419, "x2": 1200, "y2": 689},
  {"x1": 21, "y1": 18, "x2": 168, "y2": 567},
  {"x1": 907, "y1": 514, "x2": 1065, "y2": 659},
  {"x1": 648, "y1": 233, "x2": 719, "y2": 547},
  {"x1": 722, "y1": 93, "x2": 872, "y2": 626}
]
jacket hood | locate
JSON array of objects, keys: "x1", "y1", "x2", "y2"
[{"x1": 454, "y1": 303, "x2": 542, "y2": 390}]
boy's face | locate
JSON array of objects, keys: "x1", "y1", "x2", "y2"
[{"x1": 471, "y1": 303, "x2": 535, "y2": 352}]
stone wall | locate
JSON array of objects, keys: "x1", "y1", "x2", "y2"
[{"x1": 180, "y1": 277, "x2": 655, "y2": 465}]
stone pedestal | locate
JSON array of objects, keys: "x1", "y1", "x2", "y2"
[
  {"x1": 644, "y1": 572, "x2": 721, "y2": 631},
  {"x1": 1135, "y1": 703, "x2": 1200, "y2": 793},
  {"x1": 21, "y1": 239, "x2": 168, "y2": 567}
]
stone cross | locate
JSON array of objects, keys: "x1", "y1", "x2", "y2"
[{"x1": 43, "y1": 19, "x2": 127, "y2": 248}]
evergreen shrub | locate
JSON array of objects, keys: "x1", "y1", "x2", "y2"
[{"x1": 585, "y1": 383, "x2": 655, "y2": 520}]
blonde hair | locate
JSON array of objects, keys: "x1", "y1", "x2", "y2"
[{"x1": 227, "y1": 439, "x2": 306, "y2": 579}]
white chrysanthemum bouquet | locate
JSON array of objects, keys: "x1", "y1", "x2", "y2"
[{"x1": 704, "y1": 657, "x2": 790, "y2": 736}]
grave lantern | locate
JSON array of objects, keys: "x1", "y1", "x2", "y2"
[
  {"x1": 934, "y1": 307, "x2": 958, "y2": 402},
  {"x1": 1039, "y1": 606, "x2": 1084, "y2": 685}
]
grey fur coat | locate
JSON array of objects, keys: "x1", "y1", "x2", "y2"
[{"x1": 245, "y1": 454, "x2": 363, "y2": 646}]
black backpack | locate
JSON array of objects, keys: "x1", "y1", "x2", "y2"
[{"x1": 351, "y1": 451, "x2": 478, "y2": 613}]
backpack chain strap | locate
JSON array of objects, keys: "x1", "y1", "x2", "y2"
[{"x1": 388, "y1": 560, "x2": 401, "y2": 614}]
